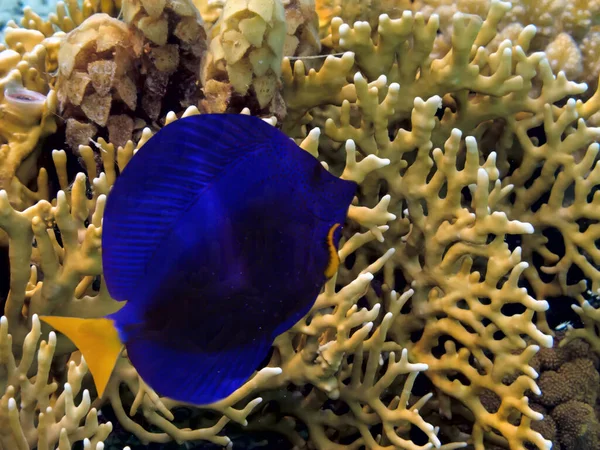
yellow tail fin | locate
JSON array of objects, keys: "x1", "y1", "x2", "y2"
[{"x1": 39, "y1": 316, "x2": 123, "y2": 397}]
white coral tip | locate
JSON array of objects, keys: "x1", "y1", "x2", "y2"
[
  {"x1": 521, "y1": 222, "x2": 534, "y2": 233},
  {"x1": 354, "y1": 71, "x2": 365, "y2": 83},
  {"x1": 541, "y1": 335, "x2": 553, "y2": 348},
  {"x1": 263, "y1": 367, "x2": 283, "y2": 376}
]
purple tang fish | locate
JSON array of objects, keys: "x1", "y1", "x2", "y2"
[{"x1": 41, "y1": 114, "x2": 357, "y2": 405}]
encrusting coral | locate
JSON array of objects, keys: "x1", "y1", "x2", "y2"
[
  {"x1": 0, "y1": 0, "x2": 600, "y2": 449},
  {"x1": 525, "y1": 335, "x2": 600, "y2": 449}
]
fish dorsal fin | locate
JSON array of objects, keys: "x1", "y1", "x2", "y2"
[
  {"x1": 39, "y1": 316, "x2": 122, "y2": 397},
  {"x1": 102, "y1": 114, "x2": 286, "y2": 302}
]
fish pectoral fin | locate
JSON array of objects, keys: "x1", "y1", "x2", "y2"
[
  {"x1": 39, "y1": 316, "x2": 123, "y2": 398},
  {"x1": 324, "y1": 223, "x2": 341, "y2": 278}
]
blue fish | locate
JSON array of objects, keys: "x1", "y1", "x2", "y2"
[{"x1": 41, "y1": 114, "x2": 357, "y2": 405}]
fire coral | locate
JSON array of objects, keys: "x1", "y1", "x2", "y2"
[{"x1": 0, "y1": 0, "x2": 599, "y2": 449}]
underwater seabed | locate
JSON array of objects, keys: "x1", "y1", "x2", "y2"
[{"x1": 3, "y1": 0, "x2": 600, "y2": 449}]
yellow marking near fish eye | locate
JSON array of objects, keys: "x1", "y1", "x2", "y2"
[{"x1": 324, "y1": 223, "x2": 341, "y2": 278}]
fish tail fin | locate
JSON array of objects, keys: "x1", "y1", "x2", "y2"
[{"x1": 39, "y1": 316, "x2": 123, "y2": 397}]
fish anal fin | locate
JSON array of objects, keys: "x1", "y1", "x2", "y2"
[
  {"x1": 39, "y1": 316, "x2": 123, "y2": 397},
  {"x1": 324, "y1": 223, "x2": 341, "y2": 279}
]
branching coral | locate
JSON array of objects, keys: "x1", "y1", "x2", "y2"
[
  {"x1": 314, "y1": 0, "x2": 600, "y2": 92},
  {"x1": 0, "y1": 27, "x2": 57, "y2": 211},
  {"x1": 563, "y1": 300, "x2": 600, "y2": 353},
  {"x1": 0, "y1": 89, "x2": 451, "y2": 449},
  {"x1": 316, "y1": 0, "x2": 600, "y2": 318},
  {"x1": 1, "y1": 0, "x2": 600, "y2": 449},
  {"x1": 0, "y1": 105, "x2": 272, "y2": 448},
  {"x1": 265, "y1": 287, "x2": 468, "y2": 450},
  {"x1": 0, "y1": 314, "x2": 113, "y2": 449},
  {"x1": 279, "y1": 1, "x2": 600, "y2": 448}
]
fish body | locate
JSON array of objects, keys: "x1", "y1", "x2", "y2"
[{"x1": 41, "y1": 114, "x2": 356, "y2": 405}]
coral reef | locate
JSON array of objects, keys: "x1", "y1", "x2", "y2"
[
  {"x1": 315, "y1": 0, "x2": 600, "y2": 93},
  {"x1": 0, "y1": 27, "x2": 57, "y2": 212},
  {"x1": 200, "y1": 0, "x2": 287, "y2": 117},
  {"x1": 56, "y1": 14, "x2": 143, "y2": 151},
  {"x1": 393, "y1": 0, "x2": 600, "y2": 91},
  {"x1": 0, "y1": 314, "x2": 115, "y2": 449},
  {"x1": 527, "y1": 335, "x2": 600, "y2": 449},
  {"x1": 122, "y1": 0, "x2": 208, "y2": 119},
  {"x1": 57, "y1": 0, "x2": 207, "y2": 156},
  {"x1": 0, "y1": 0, "x2": 600, "y2": 449}
]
